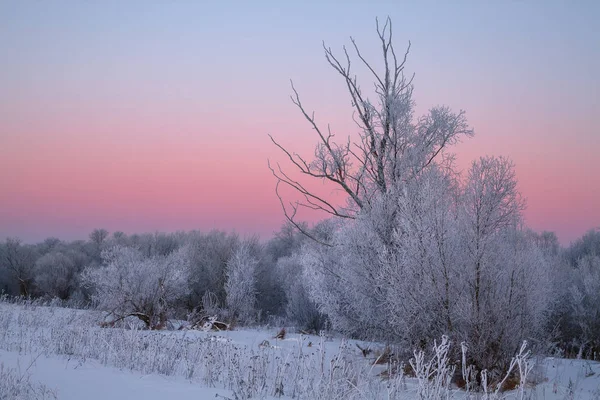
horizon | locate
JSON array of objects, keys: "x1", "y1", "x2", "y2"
[{"x1": 1, "y1": 1, "x2": 599, "y2": 246}]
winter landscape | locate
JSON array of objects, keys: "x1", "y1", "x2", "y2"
[{"x1": 1, "y1": 2, "x2": 599, "y2": 399}]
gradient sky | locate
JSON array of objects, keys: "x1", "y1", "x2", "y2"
[{"x1": 1, "y1": 1, "x2": 598, "y2": 245}]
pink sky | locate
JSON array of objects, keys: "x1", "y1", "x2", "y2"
[{"x1": 0, "y1": 1, "x2": 598, "y2": 245}]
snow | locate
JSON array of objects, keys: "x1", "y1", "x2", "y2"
[
  {"x1": 2, "y1": 349, "x2": 599, "y2": 400},
  {"x1": 533, "y1": 357, "x2": 600, "y2": 400},
  {"x1": 0, "y1": 301, "x2": 599, "y2": 400},
  {"x1": 0, "y1": 350, "x2": 230, "y2": 400}
]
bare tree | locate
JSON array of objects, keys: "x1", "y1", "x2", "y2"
[
  {"x1": 269, "y1": 17, "x2": 472, "y2": 242},
  {"x1": 89, "y1": 229, "x2": 109, "y2": 246}
]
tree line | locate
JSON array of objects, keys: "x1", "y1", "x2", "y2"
[{"x1": 0, "y1": 227, "x2": 598, "y2": 360}]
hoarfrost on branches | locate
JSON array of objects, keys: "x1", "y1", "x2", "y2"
[{"x1": 82, "y1": 245, "x2": 190, "y2": 329}]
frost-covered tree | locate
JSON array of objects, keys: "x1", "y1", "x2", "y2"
[
  {"x1": 301, "y1": 157, "x2": 551, "y2": 374},
  {"x1": 384, "y1": 166, "x2": 462, "y2": 343},
  {"x1": 133, "y1": 232, "x2": 180, "y2": 258},
  {"x1": 269, "y1": 17, "x2": 472, "y2": 244},
  {"x1": 186, "y1": 230, "x2": 239, "y2": 309},
  {"x1": 456, "y1": 228, "x2": 550, "y2": 373},
  {"x1": 89, "y1": 228, "x2": 109, "y2": 246},
  {"x1": 529, "y1": 230, "x2": 560, "y2": 259},
  {"x1": 266, "y1": 222, "x2": 307, "y2": 260},
  {"x1": 0, "y1": 238, "x2": 37, "y2": 296},
  {"x1": 247, "y1": 236, "x2": 286, "y2": 321},
  {"x1": 111, "y1": 231, "x2": 129, "y2": 246},
  {"x1": 86, "y1": 228, "x2": 110, "y2": 265},
  {"x1": 38, "y1": 237, "x2": 62, "y2": 254},
  {"x1": 82, "y1": 245, "x2": 190, "y2": 329},
  {"x1": 569, "y1": 254, "x2": 600, "y2": 359},
  {"x1": 456, "y1": 156, "x2": 544, "y2": 370},
  {"x1": 34, "y1": 251, "x2": 77, "y2": 299},
  {"x1": 460, "y1": 156, "x2": 525, "y2": 315},
  {"x1": 278, "y1": 254, "x2": 326, "y2": 331},
  {"x1": 302, "y1": 165, "x2": 461, "y2": 342},
  {"x1": 555, "y1": 229, "x2": 600, "y2": 359},
  {"x1": 225, "y1": 240, "x2": 258, "y2": 325}
]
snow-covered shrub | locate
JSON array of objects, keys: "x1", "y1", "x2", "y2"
[
  {"x1": 81, "y1": 245, "x2": 190, "y2": 329},
  {"x1": 33, "y1": 251, "x2": 77, "y2": 300},
  {"x1": 302, "y1": 165, "x2": 461, "y2": 342},
  {"x1": 302, "y1": 159, "x2": 551, "y2": 375}
]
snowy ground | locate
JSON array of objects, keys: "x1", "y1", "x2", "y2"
[
  {"x1": 0, "y1": 300, "x2": 599, "y2": 400},
  {"x1": 535, "y1": 357, "x2": 600, "y2": 400},
  {"x1": 0, "y1": 349, "x2": 228, "y2": 400}
]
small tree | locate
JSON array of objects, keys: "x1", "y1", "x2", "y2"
[
  {"x1": 278, "y1": 254, "x2": 326, "y2": 331},
  {"x1": 225, "y1": 241, "x2": 258, "y2": 325},
  {"x1": 82, "y1": 245, "x2": 190, "y2": 329},
  {"x1": 569, "y1": 254, "x2": 600, "y2": 359},
  {"x1": 89, "y1": 228, "x2": 109, "y2": 246},
  {"x1": 87, "y1": 228, "x2": 110, "y2": 264},
  {"x1": 0, "y1": 238, "x2": 37, "y2": 296},
  {"x1": 34, "y1": 251, "x2": 77, "y2": 300},
  {"x1": 186, "y1": 230, "x2": 239, "y2": 310}
]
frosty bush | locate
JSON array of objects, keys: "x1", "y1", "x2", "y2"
[
  {"x1": 302, "y1": 160, "x2": 551, "y2": 374},
  {"x1": 33, "y1": 251, "x2": 77, "y2": 300},
  {"x1": 82, "y1": 245, "x2": 190, "y2": 329}
]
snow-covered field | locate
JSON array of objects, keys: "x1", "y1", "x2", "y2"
[
  {"x1": 0, "y1": 350, "x2": 226, "y2": 400},
  {"x1": 0, "y1": 300, "x2": 598, "y2": 400}
]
